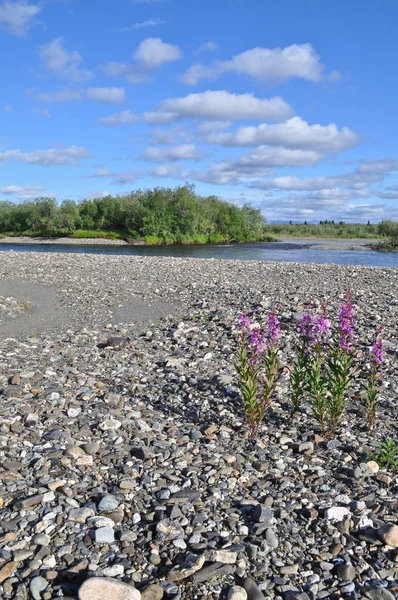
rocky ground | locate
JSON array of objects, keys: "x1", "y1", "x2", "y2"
[{"x1": 0, "y1": 253, "x2": 397, "y2": 600}]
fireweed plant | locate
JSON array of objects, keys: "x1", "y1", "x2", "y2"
[
  {"x1": 237, "y1": 311, "x2": 280, "y2": 438},
  {"x1": 326, "y1": 292, "x2": 357, "y2": 433},
  {"x1": 305, "y1": 301, "x2": 330, "y2": 431},
  {"x1": 363, "y1": 328, "x2": 384, "y2": 430}
]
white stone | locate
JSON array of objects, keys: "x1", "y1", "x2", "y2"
[
  {"x1": 324, "y1": 506, "x2": 351, "y2": 522},
  {"x1": 78, "y1": 577, "x2": 141, "y2": 600}
]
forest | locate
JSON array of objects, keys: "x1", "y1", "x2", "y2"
[{"x1": 0, "y1": 186, "x2": 396, "y2": 246}]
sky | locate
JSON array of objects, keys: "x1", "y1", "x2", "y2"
[{"x1": 1, "y1": 0, "x2": 398, "y2": 223}]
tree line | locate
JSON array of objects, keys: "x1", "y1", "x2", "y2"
[{"x1": 0, "y1": 186, "x2": 270, "y2": 244}]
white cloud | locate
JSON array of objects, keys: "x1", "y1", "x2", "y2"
[
  {"x1": 0, "y1": 0, "x2": 41, "y2": 36},
  {"x1": 197, "y1": 41, "x2": 219, "y2": 53},
  {"x1": 101, "y1": 37, "x2": 182, "y2": 83},
  {"x1": 0, "y1": 184, "x2": 45, "y2": 199},
  {"x1": 37, "y1": 89, "x2": 83, "y2": 103},
  {"x1": 4, "y1": 104, "x2": 13, "y2": 112},
  {"x1": 181, "y1": 43, "x2": 339, "y2": 85},
  {"x1": 186, "y1": 146, "x2": 320, "y2": 186},
  {"x1": 122, "y1": 18, "x2": 166, "y2": 31},
  {"x1": 133, "y1": 37, "x2": 182, "y2": 69},
  {"x1": 40, "y1": 38, "x2": 92, "y2": 82},
  {"x1": 207, "y1": 117, "x2": 359, "y2": 153},
  {"x1": 197, "y1": 121, "x2": 230, "y2": 134},
  {"x1": 144, "y1": 91, "x2": 293, "y2": 124},
  {"x1": 86, "y1": 87, "x2": 125, "y2": 104},
  {"x1": 84, "y1": 169, "x2": 138, "y2": 185},
  {"x1": 148, "y1": 164, "x2": 181, "y2": 178},
  {"x1": 151, "y1": 126, "x2": 190, "y2": 145},
  {"x1": 251, "y1": 159, "x2": 398, "y2": 191},
  {"x1": 0, "y1": 145, "x2": 90, "y2": 166},
  {"x1": 99, "y1": 110, "x2": 138, "y2": 125},
  {"x1": 142, "y1": 144, "x2": 201, "y2": 162}
]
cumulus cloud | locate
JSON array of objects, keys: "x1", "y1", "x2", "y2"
[
  {"x1": 207, "y1": 117, "x2": 359, "y2": 153},
  {"x1": 37, "y1": 89, "x2": 83, "y2": 103},
  {"x1": 181, "y1": 43, "x2": 340, "y2": 85},
  {"x1": 251, "y1": 159, "x2": 398, "y2": 191},
  {"x1": 86, "y1": 87, "x2": 125, "y2": 104},
  {"x1": 148, "y1": 164, "x2": 181, "y2": 178},
  {"x1": 186, "y1": 146, "x2": 320, "y2": 186},
  {"x1": 40, "y1": 38, "x2": 92, "y2": 82},
  {"x1": 142, "y1": 144, "x2": 201, "y2": 162},
  {"x1": 0, "y1": 145, "x2": 90, "y2": 166},
  {"x1": 0, "y1": 0, "x2": 41, "y2": 36},
  {"x1": 133, "y1": 37, "x2": 181, "y2": 68},
  {"x1": 101, "y1": 37, "x2": 182, "y2": 83},
  {"x1": 84, "y1": 168, "x2": 138, "y2": 185},
  {"x1": 121, "y1": 18, "x2": 166, "y2": 31},
  {"x1": 0, "y1": 184, "x2": 45, "y2": 199},
  {"x1": 98, "y1": 110, "x2": 138, "y2": 125},
  {"x1": 196, "y1": 121, "x2": 230, "y2": 134},
  {"x1": 144, "y1": 91, "x2": 293, "y2": 124}
]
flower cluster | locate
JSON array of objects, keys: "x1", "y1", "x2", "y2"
[
  {"x1": 371, "y1": 335, "x2": 384, "y2": 366},
  {"x1": 265, "y1": 309, "x2": 280, "y2": 347},
  {"x1": 338, "y1": 292, "x2": 354, "y2": 352}
]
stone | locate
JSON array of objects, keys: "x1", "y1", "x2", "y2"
[
  {"x1": 253, "y1": 505, "x2": 274, "y2": 525},
  {"x1": 241, "y1": 577, "x2": 266, "y2": 600},
  {"x1": 30, "y1": 576, "x2": 48, "y2": 600},
  {"x1": 377, "y1": 523, "x2": 398, "y2": 547},
  {"x1": 32, "y1": 533, "x2": 50, "y2": 546},
  {"x1": 141, "y1": 584, "x2": 164, "y2": 600},
  {"x1": 192, "y1": 562, "x2": 234, "y2": 583},
  {"x1": 366, "y1": 460, "x2": 380, "y2": 473},
  {"x1": 100, "y1": 419, "x2": 122, "y2": 431},
  {"x1": 279, "y1": 564, "x2": 299, "y2": 575},
  {"x1": 156, "y1": 519, "x2": 184, "y2": 541},
  {"x1": 98, "y1": 494, "x2": 119, "y2": 512},
  {"x1": 205, "y1": 549, "x2": 238, "y2": 564},
  {"x1": 228, "y1": 585, "x2": 248, "y2": 600},
  {"x1": 364, "y1": 587, "x2": 396, "y2": 600},
  {"x1": 103, "y1": 564, "x2": 125, "y2": 577},
  {"x1": 0, "y1": 561, "x2": 19, "y2": 584},
  {"x1": 324, "y1": 506, "x2": 351, "y2": 522},
  {"x1": 167, "y1": 553, "x2": 206, "y2": 581},
  {"x1": 69, "y1": 507, "x2": 95, "y2": 523},
  {"x1": 336, "y1": 564, "x2": 356, "y2": 580},
  {"x1": 78, "y1": 577, "x2": 141, "y2": 600},
  {"x1": 298, "y1": 441, "x2": 314, "y2": 455},
  {"x1": 94, "y1": 527, "x2": 115, "y2": 544}
]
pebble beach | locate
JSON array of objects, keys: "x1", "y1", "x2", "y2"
[{"x1": 0, "y1": 252, "x2": 397, "y2": 600}]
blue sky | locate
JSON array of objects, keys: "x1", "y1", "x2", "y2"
[{"x1": 1, "y1": 0, "x2": 398, "y2": 222}]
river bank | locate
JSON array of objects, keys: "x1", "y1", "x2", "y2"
[{"x1": 0, "y1": 254, "x2": 397, "y2": 600}]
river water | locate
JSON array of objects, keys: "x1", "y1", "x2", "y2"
[{"x1": 0, "y1": 240, "x2": 397, "y2": 268}]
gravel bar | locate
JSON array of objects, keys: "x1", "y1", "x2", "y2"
[{"x1": 0, "y1": 253, "x2": 397, "y2": 600}]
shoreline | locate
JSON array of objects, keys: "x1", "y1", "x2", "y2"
[{"x1": 0, "y1": 234, "x2": 382, "y2": 251}]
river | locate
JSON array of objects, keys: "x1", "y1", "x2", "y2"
[{"x1": 0, "y1": 240, "x2": 397, "y2": 268}]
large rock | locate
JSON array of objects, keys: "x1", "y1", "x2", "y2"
[
  {"x1": 79, "y1": 577, "x2": 141, "y2": 600},
  {"x1": 377, "y1": 523, "x2": 398, "y2": 547}
]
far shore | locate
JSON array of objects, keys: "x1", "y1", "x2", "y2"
[{"x1": 0, "y1": 234, "x2": 382, "y2": 249}]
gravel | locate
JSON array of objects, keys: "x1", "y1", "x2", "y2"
[{"x1": 0, "y1": 252, "x2": 397, "y2": 600}]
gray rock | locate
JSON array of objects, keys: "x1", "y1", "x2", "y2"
[
  {"x1": 94, "y1": 527, "x2": 115, "y2": 544},
  {"x1": 228, "y1": 585, "x2": 248, "y2": 600},
  {"x1": 30, "y1": 576, "x2": 48, "y2": 600},
  {"x1": 192, "y1": 562, "x2": 234, "y2": 583},
  {"x1": 364, "y1": 587, "x2": 396, "y2": 600},
  {"x1": 241, "y1": 577, "x2": 266, "y2": 600},
  {"x1": 336, "y1": 564, "x2": 356, "y2": 580},
  {"x1": 98, "y1": 494, "x2": 119, "y2": 512},
  {"x1": 156, "y1": 519, "x2": 185, "y2": 541},
  {"x1": 253, "y1": 505, "x2": 274, "y2": 525}
]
